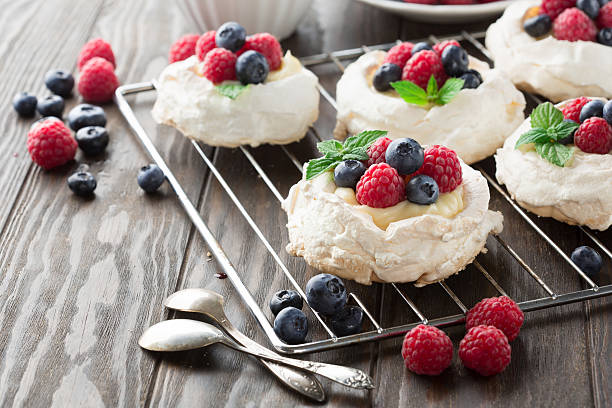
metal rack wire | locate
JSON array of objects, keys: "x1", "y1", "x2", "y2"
[{"x1": 115, "y1": 30, "x2": 612, "y2": 355}]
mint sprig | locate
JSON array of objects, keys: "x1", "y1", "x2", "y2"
[
  {"x1": 216, "y1": 83, "x2": 249, "y2": 99},
  {"x1": 390, "y1": 75, "x2": 465, "y2": 107},
  {"x1": 305, "y1": 130, "x2": 387, "y2": 180},
  {"x1": 515, "y1": 102, "x2": 578, "y2": 167}
]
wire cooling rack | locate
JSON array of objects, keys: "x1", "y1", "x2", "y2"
[{"x1": 115, "y1": 30, "x2": 612, "y2": 355}]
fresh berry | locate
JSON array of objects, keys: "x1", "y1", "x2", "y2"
[
  {"x1": 44, "y1": 70, "x2": 74, "y2": 97},
  {"x1": 67, "y1": 171, "x2": 97, "y2": 196},
  {"x1": 168, "y1": 34, "x2": 199, "y2": 63},
  {"x1": 579, "y1": 99, "x2": 605, "y2": 122},
  {"x1": 236, "y1": 50, "x2": 269, "y2": 85},
  {"x1": 523, "y1": 14, "x2": 552, "y2": 38},
  {"x1": 201, "y1": 48, "x2": 237, "y2": 84},
  {"x1": 195, "y1": 31, "x2": 217, "y2": 61},
  {"x1": 356, "y1": 163, "x2": 405, "y2": 208},
  {"x1": 12, "y1": 92, "x2": 37, "y2": 117},
  {"x1": 27, "y1": 118, "x2": 77, "y2": 169},
  {"x1": 75, "y1": 126, "x2": 109, "y2": 156},
  {"x1": 541, "y1": 0, "x2": 577, "y2": 20},
  {"x1": 597, "y1": 27, "x2": 612, "y2": 45},
  {"x1": 385, "y1": 138, "x2": 424, "y2": 175},
  {"x1": 406, "y1": 174, "x2": 439, "y2": 205},
  {"x1": 460, "y1": 69, "x2": 483, "y2": 89},
  {"x1": 68, "y1": 104, "x2": 107, "y2": 131},
  {"x1": 600, "y1": 0, "x2": 611, "y2": 5},
  {"x1": 433, "y1": 40, "x2": 461, "y2": 56},
  {"x1": 269, "y1": 290, "x2": 303, "y2": 316},
  {"x1": 577, "y1": 0, "x2": 601, "y2": 19},
  {"x1": 137, "y1": 164, "x2": 165, "y2": 193},
  {"x1": 305, "y1": 273, "x2": 347, "y2": 317},
  {"x1": 562, "y1": 97, "x2": 591, "y2": 122},
  {"x1": 373, "y1": 63, "x2": 402, "y2": 92},
  {"x1": 441, "y1": 45, "x2": 469, "y2": 77},
  {"x1": 416, "y1": 145, "x2": 462, "y2": 193},
  {"x1": 36, "y1": 95, "x2": 64, "y2": 118},
  {"x1": 571, "y1": 246, "x2": 603, "y2": 279},
  {"x1": 559, "y1": 119, "x2": 578, "y2": 144},
  {"x1": 78, "y1": 57, "x2": 119, "y2": 103},
  {"x1": 402, "y1": 50, "x2": 447, "y2": 90},
  {"x1": 466, "y1": 296, "x2": 524, "y2": 341},
  {"x1": 575, "y1": 117, "x2": 612, "y2": 153},
  {"x1": 273, "y1": 307, "x2": 308, "y2": 344},
  {"x1": 597, "y1": 3, "x2": 612, "y2": 27},
  {"x1": 78, "y1": 38, "x2": 115, "y2": 71},
  {"x1": 366, "y1": 136, "x2": 392, "y2": 166},
  {"x1": 215, "y1": 21, "x2": 246, "y2": 52},
  {"x1": 553, "y1": 8, "x2": 597, "y2": 42},
  {"x1": 459, "y1": 325, "x2": 511, "y2": 376},
  {"x1": 330, "y1": 306, "x2": 363, "y2": 337},
  {"x1": 334, "y1": 160, "x2": 367, "y2": 189},
  {"x1": 401, "y1": 325, "x2": 453, "y2": 376},
  {"x1": 241, "y1": 33, "x2": 283, "y2": 71},
  {"x1": 384, "y1": 42, "x2": 414, "y2": 68},
  {"x1": 603, "y1": 100, "x2": 612, "y2": 125},
  {"x1": 411, "y1": 42, "x2": 433, "y2": 56}
]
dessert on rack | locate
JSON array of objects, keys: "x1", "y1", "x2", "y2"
[
  {"x1": 152, "y1": 22, "x2": 320, "y2": 147},
  {"x1": 486, "y1": 0, "x2": 612, "y2": 102},
  {"x1": 333, "y1": 40, "x2": 525, "y2": 164},
  {"x1": 496, "y1": 98, "x2": 612, "y2": 230},
  {"x1": 282, "y1": 131, "x2": 504, "y2": 286}
]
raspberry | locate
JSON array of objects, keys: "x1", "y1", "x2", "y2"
[
  {"x1": 415, "y1": 145, "x2": 462, "y2": 193},
  {"x1": 366, "y1": 137, "x2": 392, "y2": 167},
  {"x1": 195, "y1": 31, "x2": 217, "y2": 61},
  {"x1": 239, "y1": 33, "x2": 283, "y2": 71},
  {"x1": 401, "y1": 325, "x2": 453, "y2": 376},
  {"x1": 459, "y1": 325, "x2": 511, "y2": 376},
  {"x1": 402, "y1": 50, "x2": 447, "y2": 90},
  {"x1": 168, "y1": 34, "x2": 199, "y2": 63},
  {"x1": 540, "y1": 0, "x2": 576, "y2": 20},
  {"x1": 466, "y1": 296, "x2": 524, "y2": 341},
  {"x1": 27, "y1": 118, "x2": 77, "y2": 169},
  {"x1": 201, "y1": 48, "x2": 237, "y2": 84},
  {"x1": 597, "y1": 3, "x2": 612, "y2": 28},
  {"x1": 384, "y1": 42, "x2": 414, "y2": 68},
  {"x1": 433, "y1": 40, "x2": 461, "y2": 55},
  {"x1": 553, "y1": 8, "x2": 597, "y2": 42},
  {"x1": 77, "y1": 38, "x2": 115, "y2": 71},
  {"x1": 356, "y1": 163, "x2": 405, "y2": 208},
  {"x1": 77, "y1": 57, "x2": 119, "y2": 103},
  {"x1": 575, "y1": 117, "x2": 612, "y2": 154},
  {"x1": 561, "y1": 97, "x2": 591, "y2": 122}
]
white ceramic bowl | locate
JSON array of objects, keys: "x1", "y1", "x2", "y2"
[{"x1": 177, "y1": 0, "x2": 313, "y2": 40}]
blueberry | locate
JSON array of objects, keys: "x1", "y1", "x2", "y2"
[
  {"x1": 236, "y1": 50, "x2": 269, "y2": 85},
  {"x1": 68, "y1": 104, "x2": 107, "y2": 131},
  {"x1": 523, "y1": 15, "x2": 552, "y2": 38},
  {"x1": 215, "y1": 21, "x2": 246, "y2": 52},
  {"x1": 373, "y1": 63, "x2": 402, "y2": 92},
  {"x1": 597, "y1": 28, "x2": 612, "y2": 46},
  {"x1": 460, "y1": 69, "x2": 482, "y2": 89},
  {"x1": 305, "y1": 273, "x2": 347, "y2": 316},
  {"x1": 330, "y1": 305, "x2": 363, "y2": 337},
  {"x1": 137, "y1": 164, "x2": 165, "y2": 193},
  {"x1": 67, "y1": 171, "x2": 97, "y2": 196},
  {"x1": 577, "y1": 0, "x2": 600, "y2": 19},
  {"x1": 12, "y1": 92, "x2": 37, "y2": 117},
  {"x1": 37, "y1": 95, "x2": 64, "y2": 118},
  {"x1": 44, "y1": 69, "x2": 74, "y2": 97},
  {"x1": 406, "y1": 174, "x2": 439, "y2": 205},
  {"x1": 558, "y1": 119, "x2": 578, "y2": 145},
  {"x1": 76, "y1": 126, "x2": 109, "y2": 156},
  {"x1": 385, "y1": 138, "x2": 424, "y2": 175},
  {"x1": 579, "y1": 100, "x2": 605, "y2": 123},
  {"x1": 273, "y1": 307, "x2": 308, "y2": 344},
  {"x1": 441, "y1": 45, "x2": 469, "y2": 77},
  {"x1": 270, "y1": 290, "x2": 303, "y2": 316},
  {"x1": 603, "y1": 100, "x2": 612, "y2": 126},
  {"x1": 570, "y1": 246, "x2": 603, "y2": 279},
  {"x1": 334, "y1": 160, "x2": 366, "y2": 189},
  {"x1": 411, "y1": 42, "x2": 432, "y2": 56}
]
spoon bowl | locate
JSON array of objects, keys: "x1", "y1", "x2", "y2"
[{"x1": 139, "y1": 319, "x2": 226, "y2": 352}]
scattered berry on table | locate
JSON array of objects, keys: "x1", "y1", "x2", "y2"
[
  {"x1": 460, "y1": 69, "x2": 482, "y2": 89},
  {"x1": 168, "y1": 34, "x2": 199, "y2": 63},
  {"x1": 459, "y1": 325, "x2": 511, "y2": 376},
  {"x1": 416, "y1": 145, "x2": 462, "y2": 193},
  {"x1": 195, "y1": 31, "x2": 217, "y2": 61},
  {"x1": 240, "y1": 33, "x2": 283, "y2": 71},
  {"x1": 523, "y1": 14, "x2": 552, "y2": 38},
  {"x1": 402, "y1": 50, "x2": 447, "y2": 90},
  {"x1": 541, "y1": 0, "x2": 578, "y2": 20},
  {"x1": 384, "y1": 42, "x2": 414, "y2": 69},
  {"x1": 12, "y1": 92, "x2": 37, "y2": 117},
  {"x1": 385, "y1": 138, "x2": 424, "y2": 175},
  {"x1": 330, "y1": 305, "x2": 364, "y2": 337},
  {"x1": 562, "y1": 97, "x2": 591, "y2": 122},
  {"x1": 78, "y1": 57, "x2": 119, "y2": 103},
  {"x1": 356, "y1": 163, "x2": 405, "y2": 208},
  {"x1": 433, "y1": 40, "x2": 461, "y2": 55},
  {"x1": 570, "y1": 246, "x2": 603, "y2": 279},
  {"x1": 574, "y1": 117, "x2": 612, "y2": 153},
  {"x1": 441, "y1": 45, "x2": 469, "y2": 77},
  {"x1": 68, "y1": 104, "x2": 107, "y2": 131},
  {"x1": 273, "y1": 307, "x2": 308, "y2": 344},
  {"x1": 67, "y1": 171, "x2": 97, "y2": 196},
  {"x1": 201, "y1": 48, "x2": 237, "y2": 84},
  {"x1": 305, "y1": 273, "x2": 347, "y2": 317},
  {"x1": 215, "y1": 21, "x2": 246, "y2": 52},
  {"x1": 558, "y1": 119, "x2": 578, "y2": 144},
  {"x1": 373, "y1": 63, "x2": 402, "y2": 92},
  {"x1": 44, "y1": 69, "x2": 74, "y2": 97},
  {"x1": 36, "y1": 95, "x2": 64, "y2": 118},
  {"x1": 411, "y1": 42, "x2": 433, "y2": 56},
  {"x1": 603, "y1": 100, "x2": 612, "y2": 125},
  {"x1": 236, "y1": 50, "x2": 269, "y2": 85},
  {"x1": 466, "y1": 296, "x2": 524, "y2": 341},
  {"x1": 406, "y1": 174, "x2": 439, "y2": 205},
  {"x1": 597, "y1": 27, "x2": 612, "y2": 45},
  {"x1": 269, "y1": 290, "x2": 303, "y2": 316},
  {"x1": 553, "y1": 8, "x2": 597, "y2": 42},
  {"x1": 137, "y1": 164, "x2": 165, "y2": 193},
  {"x1": 78, "y1": 38, "x2": 115, "y2": 71},
  {"x1": 366, "y1": 136, "x2": 392, "y2": 167},
  {"x1": 401, "y1": 325, "x2": 453, "y2": 376},
  {"x1": 75, "y1": 126, "x2": 109, "y2": 156},
  {"x1": 577, "y1": 0, "x2": 601, "y2": 19},
  {"x1": 598, "y1": 3, "x2": 612, "y2": 27},
  {"x1": 334, "y1": 160, "x2": 367, "y2": 189},
  {"x1": 579, "y1": 99, "x2": 605, "y2": 122},
  {"x1": 27, "y1": 117, "x2": 77, "y2": 169}
]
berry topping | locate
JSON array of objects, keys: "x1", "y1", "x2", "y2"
[
  {"x1": 574, "y1": 117, "x2": 612, "y2": 153},
  {"x1": 562, "y1": 97, "x2": 591, "y2": 122},
  {"x1": 78, "y1": 38, "x2": 115, "y2": 71},
  {"x1": 201, "y1": 48, "x2": 237, "y2": 84},
  {"x1": 597, "y1": 27, "x2": 612, "y2": 45},
  {"x1": 305, "y1": 273, "x2": 348, "y2": 317},
  {"x1": 44, "y1": 70, "x2": 74, "y2": 97},
  {"x1": 236, "y1": 50, "x2": 269, "y2": 85},
  {"x1": 269, "y1": 290, "x2": 303, "y2": 316},
  {"x1": 411, "y1": 42, "x2": 433, "y2": 56},
  {"x1": 168, "y1": 34, "x2": 199, "y2": 63},
  {"x1": 553, "y1": 8, "x2": 597, "y2": 42},
  {"x1": 416, "y1": 145, "x2": 462, "y2": 193},
  {"x1": 27, "y1": 118, "x2": 77, "y2": 169},
  {"x1": 558, "y1": 119, "x2": 579, "y2": 144},
  {"x1": 384, "y1": 42, "x2": 414, "y2": 68},
  {"x1": 466, "y1": 296, "x2": 524, "y2": 341},
  {"x1": 597, "y1": 3, "x2": 612, "y2": 27},
  {"x1": 36, "y1": 95, "x2": 64, "y2": 118},
  {"x1": 241, "y1": 33, "x2": 283, "y2": 71},
  {"x1": 330, "y1": 305, "x2": 364, "y2": 337},
  {"x1": 195, "y1": 31, "x2": 217, "y2": 61},
  {"x1": 433, "y1": 40, "x2": 461, "y2": 55},
  {"x1": 541, "y1": 0, "x2": 577, "y2": 20},
  {"x1": 406, "y1": 174, "x2": 439, "y2": 205},
  {"x1": 68, "y1": 104, "x2": 107, "y2": 131},
  {"x1": 603, "y1": 100, "x2": 612, "y2": 125},
  {"x1": 215, "y1": 21, "x2": 246, "y2": 52},
  {"x1": 273, "y1": 307, "x2": 308, "y2": 344},
  {"x1": 373, "y1": 63, "x2": 402, "y2": 92},
  {"x1": 577, "y1": 0, "x2": 601, "y2": 19},
  {"x1": 579, "y1": 99, "x2": 605, "y2": 122},
  {"x1": 334, "y1": 160, "x2": 367, "y2": 189},
  {"x1": 402, "y1": 50, "x2": 447, "y2": 90},
  {"x1": 401, "y1": 325, "x2": 453, "y2": 376},
  {"x1": 441, "y1": 45, "x2": 469, "y2": 77},
  {"x1": 460, "y1": 69, "x2": 483, "y2": 89},
  {"x1": 137, "y1": 164, "x2": 165, "y2": 193},
  {"x1": 67, "y1": 171, "x2": 97, "y2": 196},
  {"x1": 77, "y1": 57, "x2": 119, "y2": 103},
  {"x1": 75, "y1": 126, "x2": 109, "y2": 156},
  {"x1": 523, "y1": 14, "x2": 552, "y2": 38},
  {"x1": 366, "y1": 136, "x2": 393, "y2": 166},
  {"x1": 356, "y1": 163, "x2": 405, "y2": 208},
  {"x1": 12, "y1": 92, "x2": 37, "y2": 117},
  {"x1": 459, "y1": 325, "x2": 511, "y2": 376},
  {"x1": 571, "y1": 246, "x2": 603, "y2": 279},
  {"x1": 385, "y1": 138, "x2": 425, "y2": 175}
]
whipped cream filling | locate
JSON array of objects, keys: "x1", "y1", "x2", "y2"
[
  {"x1": 485, "y1": 0, "x2": 612, "y2": 102},
  {"x1": 152, "y1": 52, "x2": 320, "y2": 147},
  {"x1": 333, "y1": 50, "x2": 525, "y2": 164}
]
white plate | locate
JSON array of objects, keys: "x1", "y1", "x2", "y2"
[{"x1": 354, "y1": 0, "x2": 513, "y2": 23}]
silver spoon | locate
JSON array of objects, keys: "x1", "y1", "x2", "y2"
[
  {"x1": 139, "y1": 319, "x2": 375, "y2": 390},
  {"x1": 164, "y1": 288, "x2": 325, "y2": 402}
]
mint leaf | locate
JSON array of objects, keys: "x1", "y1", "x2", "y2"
[
  {"x1": 390, "y1": 80, "x2": 428, "y2": 106},
  {"x1": 535, "y1": 142, "x2": 574, "y2": 167},
  {"x1": 436, "y1": 78, "x2": 465, "y2": 105},
  {"x1": 549, "y1": 120, "x2": 579, "y2": 142},
  {"x1": 531, "y1": 102, "x2": 564, "y2": 129},
  {"x1": 343, "y1": 130, "x2": 387, "y2": 150},
  {"x1": 317, "y1": 140, "x2": 343, "y2": 155},
  {"x1": 426, "y1": 75, "x2": 438, "y2": 97},
  {"x1": 216, "y1": 83, "x2": 249, "y2": 99},
  {"x1": 515, "y1": 128, "x2": 550, "y2": 147},
  {"x1": 305, "y1": 156, "x2": 339, "y2": 180}
]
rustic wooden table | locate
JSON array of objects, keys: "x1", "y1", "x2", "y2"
[{"x1": 1, "y1": 0, "x2": 611, "y2": 406}]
